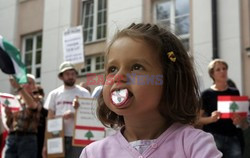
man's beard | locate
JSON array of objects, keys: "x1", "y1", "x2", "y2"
[{"x1": 64, "y1": 80, "x2": 75, "y2": 87}]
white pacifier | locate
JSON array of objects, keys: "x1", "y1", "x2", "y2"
[{"x1": 111, "y1": 89, "x2": 129, "y2": 107}]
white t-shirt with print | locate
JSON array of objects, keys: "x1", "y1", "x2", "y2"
[{"x1": 44, "y1": 85, "x2": 91, "y2": 136}]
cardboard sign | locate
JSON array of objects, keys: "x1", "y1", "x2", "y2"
[
  {"x1": 63, "y1": 25, "x2": 84, "y2": 65},
  {"x1": 73, "y1": 98, "x2": 105, "y2": 146},
  {"x1": 217, "y1": 96, "x2": 249, "y2": 119},
  {"x1": 45, "y1": 117, "x2": 65, "y2": 158}
]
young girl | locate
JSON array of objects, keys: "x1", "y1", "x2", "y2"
[{"x1": 79, "y1": 23, "x2": 222, "y2": 158}]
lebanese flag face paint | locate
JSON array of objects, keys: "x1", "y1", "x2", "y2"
[
  {"x1": 217, "y1": 96, "x2": 249, "y2": 119},
  {"x1": 111, "y1": 89, "x2": 129, "y2": 107}
]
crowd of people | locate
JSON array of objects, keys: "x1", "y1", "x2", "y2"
[{"x1": 0, "y1": 23, "x2": 250, "y2": 158}]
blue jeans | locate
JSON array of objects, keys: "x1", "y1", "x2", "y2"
[
  {"x1": 4, "y1": 134, "x2": 37, "y2": 158},
  {"x1": 213, "y1": 133, "x2": 242, "y2": 158},
  {"x1": 64, "y1": 136, "x2": 83, "y2": 158}
]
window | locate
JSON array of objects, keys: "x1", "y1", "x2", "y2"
[
  {"x1": 22, "y1": 33, "x2": 42, "y2": 82},
  {"x1": 81, "y1": 0, "x2": 107, "y2": 43},
  {"x1": 95, "y1": 55, "x2": 104, "y2": 71},
  {"x1": 80, "y1": 57, "x2": 92, "y2": 74},
  {"x1": 154, "y1": 0, "x2": 190, "y2": 50},
  {"x1": 79, "y1": 55, "x2": 104, "y2": 75}
]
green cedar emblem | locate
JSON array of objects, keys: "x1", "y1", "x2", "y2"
[
  {"x1": 85, "y1": 130, "x2": 94, "y2": 140},
  {"x1": 4, "y1": 98, "x2": 10, "y2": 107},
  {"x1": 230, "y1": 101, "x2": 239, "y2": 112}
]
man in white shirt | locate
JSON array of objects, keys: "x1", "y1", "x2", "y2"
[{"x1": 44, "y1": 61, "x2": 90, "y2": 158}]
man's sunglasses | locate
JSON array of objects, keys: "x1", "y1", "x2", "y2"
[{"x1": 32, "y1": 91, "x2": 40, "y2": 95}]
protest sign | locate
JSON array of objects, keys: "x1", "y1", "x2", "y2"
[
  {"x1": 63, "y1": 25, "x2": 84, "y2": 67},
  {"x1": 73, "y1": 98, "x2": 105, "y2": 146}
]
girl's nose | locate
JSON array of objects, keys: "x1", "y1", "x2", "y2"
[{"x1": 114, "y1": 69, "x2": 127, "y2": 84}]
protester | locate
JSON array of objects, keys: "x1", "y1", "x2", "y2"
[
  {"x1": 32, "y1": 85, "x2": 48, "y2": 158},
  {"x1": 3, "y1": 74, "x2": 39, "y2": 158},
  {"x1": 79, "y1": 23, "x2": 222, "y2": 158},
  {"x1": 198, "y1": 59, "x2": 243, "y2": 158},
  {"x1": 43, "y1": 61, "x2": 90, "y2": 158}
]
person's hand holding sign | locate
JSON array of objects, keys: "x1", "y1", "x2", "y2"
[
  {"x1": 210, "y1": 111, "x2": 220, "y2": 123},
  {"x1": 73, "y1": 96, "x2": 80, "y2": 109}
]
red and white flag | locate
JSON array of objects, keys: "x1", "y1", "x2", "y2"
[
  {"x1": 0, "y1": 93, "x2": 20, "y2": 112},
  {"x1": 0, "y1": 93, "x2": 21, "y2": 132},
  {"x1": 217, "y1": 96, "x2": 249, "y2": 119}
]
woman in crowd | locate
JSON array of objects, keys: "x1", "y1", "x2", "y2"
[{"x1": 198, "y1": 59, "x2": 243, "y2": 158}]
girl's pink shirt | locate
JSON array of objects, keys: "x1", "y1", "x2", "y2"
[{"x1": 80, "y1": 123, "x2": 222, "y2": 158}]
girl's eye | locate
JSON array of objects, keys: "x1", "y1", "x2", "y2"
[
  {"x1": 131, "y1": 64, "x2": 144, "y2": 71},
  {"x1": 107, "y1": 66, "x2": 118, "y2": 74}
]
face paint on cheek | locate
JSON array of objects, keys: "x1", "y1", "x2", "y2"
[
  {"x1": 105, "y1": 74, "x2": 115, "y2": 85},
  {"x1": 111, "y1": 89, "x2": 129, "y2": 107}
]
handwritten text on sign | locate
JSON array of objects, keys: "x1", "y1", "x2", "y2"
[{"x1": 63, "y1": 26, "x2": 84, "y2": 64}]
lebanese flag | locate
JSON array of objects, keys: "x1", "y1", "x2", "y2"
[
  {"x1": 0, "y1": 93, "x2": 21, "y2": 112},
  {"x1": 74, "y1": 126, "x2": 105, "y2": 146},
  {"x1": 0, "y1": 35, "x2": 27, "y2": 84},
  {"x1": 217, "y1": 96, "x2": 249, "y2": 119}
]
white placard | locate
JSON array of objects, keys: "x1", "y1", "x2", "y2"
[
  {"x1": 47, "y1": 137, "x2": 63, "y2": 154},
  {"x1": 63, "y1": 25, "x2": 84, "y2": 64},
  {"x1": 76, "y1": 98, "x2": 103, "y2": 127},
  {"x1": 73, "y1": 98, "x2": 105, "y2": 146},
  {"x1": 47, "y1": 117, "x2": 63, "y2": 132}
]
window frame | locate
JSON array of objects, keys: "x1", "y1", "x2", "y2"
[
  {"x1": 78, "y1": 54, "x2": 105, "y2": 76},
  {"x1": 21, "y1": 32, "x2": 42, "y2": 83},
  {"x1": 153, "y1": 0, "x2": 190, "y2": 50},
  {"x1": 81, "y1": 0, "x2": 107, "y2": 43}
]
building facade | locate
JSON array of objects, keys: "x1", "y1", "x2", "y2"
[{"x1": 0, "y1": 0, "x2": 250, "y2": 97}]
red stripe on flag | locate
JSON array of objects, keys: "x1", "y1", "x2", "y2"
[
  {"x1": 74, "y1": 139, "x2": 95, "y2": 146},
  {"x1": 10, "y1": 107, "x2": 20, "y2": 112},
  {"x1": 0, "y1": 104, "x2": 19, "y2": 112},
  {"x1": 218, "y1": 96, "x2": 249, "y2": 101},
  {"x1": 75, "y1": 126, "x2": 105, "y2": 131},
  {"x1": 0, "y1": 95, "x2": 14, "y2": 99},
  {"x1": 220, "y1": 112, "x2": 248, "y2": 119}
]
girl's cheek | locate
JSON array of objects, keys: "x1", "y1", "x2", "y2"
[
  {"x1": 103, "y1": 85, "x2": 111, "y2": 105},
  {"x1": 105, "y1": 74, "x2": 115, "y2": 86}
]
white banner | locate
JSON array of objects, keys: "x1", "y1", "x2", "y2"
[{"x1": 63, "y1": 25, "x2": 84, "y2": 65}]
